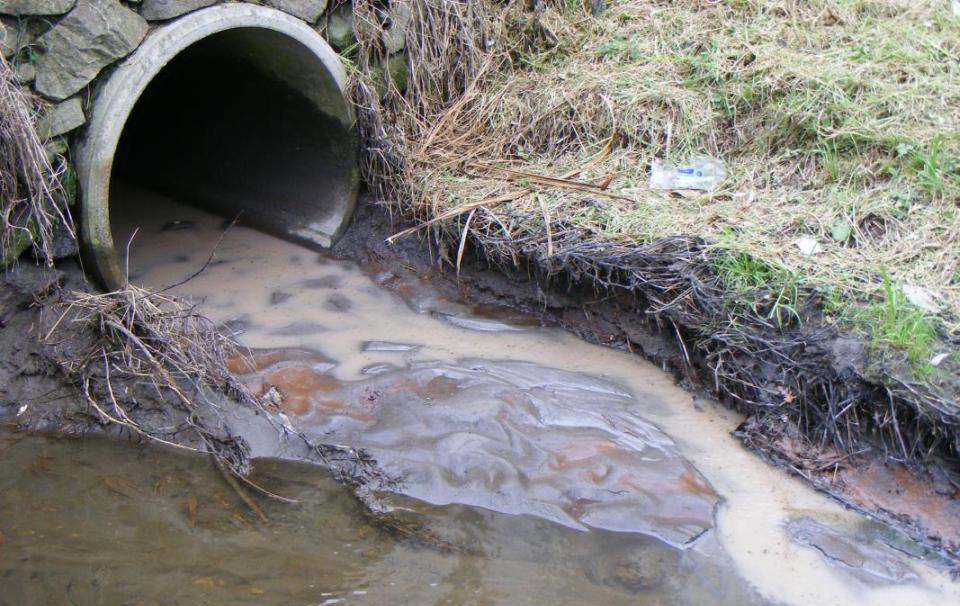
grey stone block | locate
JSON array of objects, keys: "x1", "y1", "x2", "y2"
[
  {"x1": 140, "y1": 0, "x2": 216, "y2": 21},
  {"x1": 1, "y1": 16, "x2": 30, "y2": 57},
  {"x1": 0, "y1": 0, "x2": 75, "y2": 16},
  {"x1": 265, "y1": 0, "x2": 328, "y2": 23},
  {"x1": 34, "y1": 0, "x2": 147, "y2": 100},
  {"x1": 382, "y1": 0, "x2": 411, "y2": 55},
  {"x1": 15, "y1": 60, "x2": 35, "y2": 82},
  {"x1": 38, "y1": 96, "x2": 85, "y2": 137},
  {"x1": 324, "y1": 1, "x2": 353, "y2": 51},
  {"x1": 31, "y1": 211, "x2": 78, "y2": 261}
]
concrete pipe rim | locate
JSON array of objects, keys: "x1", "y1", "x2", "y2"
[{"x1": 76, "y1": 3, "x2": 358, "y2": 290}]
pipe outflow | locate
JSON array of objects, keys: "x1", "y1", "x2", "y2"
[{"x1": 76, "y1": 4, "x2": 358, "y2": 289}]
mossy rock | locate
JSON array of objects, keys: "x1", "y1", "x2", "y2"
[
  {"x1": 386, "y1": 51, "x2": 407, "y2": 93},
  {"x1": 2, "y1": 223, "x2": 35, "y2": 268}
]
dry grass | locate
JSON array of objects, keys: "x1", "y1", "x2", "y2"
[
  {"x1": 360, "y1": 0, "x2": 959, "y2": 362},
  {"x1": 42, "y1": 284, "x2": 391, "y2": 503},
  {"x1": 420, "y1": 1, "x2": 958, "y2": 314},
  {"x1": 0, "y1": 54, "x2": 72, "y2": 264}
]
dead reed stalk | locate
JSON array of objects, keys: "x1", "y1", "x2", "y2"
[
  {"x1": 0, "y1": 54, "x2": 72, "y2": 264},
  {"x1": 44, "y1": 285, "x2": 261, "y2": 475}
]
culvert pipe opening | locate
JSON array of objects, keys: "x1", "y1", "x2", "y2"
[{"x1": 76, "y1": 5, "x2": 358, "y2": 289}]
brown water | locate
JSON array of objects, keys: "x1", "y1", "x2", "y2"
[
  {"x1": 0, "y1": 430, "x2": 758, "y2": 606},
  {"x1": 6, "y1": 185, "x2": 957, "y2": 605}
]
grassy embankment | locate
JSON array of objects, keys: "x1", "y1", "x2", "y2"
[{"x1": 355, "y1": 0, "x2": 960, "y2": 461}]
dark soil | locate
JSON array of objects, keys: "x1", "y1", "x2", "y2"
[{"x1": 0, "y1": 260, "x2": 258, "y2": 465}]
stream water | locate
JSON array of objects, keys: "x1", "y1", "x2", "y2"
[{"x1": 3, "y1": 186, "x2": 959, "y2": 605}]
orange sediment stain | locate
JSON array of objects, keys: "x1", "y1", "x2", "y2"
[
  {"x1": 262, "y1": 367, "x2": 340, "y2": 415},
  {"x1": 679, "y1": 470, "x2": 717, "y2": 498}
]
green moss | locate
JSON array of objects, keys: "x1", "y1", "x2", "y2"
[{"x1": 1, "y1": 221, "x2": 35, "y2": 268}]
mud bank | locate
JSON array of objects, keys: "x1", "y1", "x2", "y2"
[{"x1": 331, "y1": 200, "x2": 960, "y2": 571}]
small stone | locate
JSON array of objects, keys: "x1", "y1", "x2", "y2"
[
  {"x1": 386, "y1": 51, "x2": 407, "y2": 92},
  {"x1": 37, "y1": 96, "x2": 84, "y2": 137},
  {"x1": 34, "y1": 0, "x2": 148, "y2": 100},
  {"x1": 270, "y1": 291, "x2": 292, "y2": 305},
  {"x1": 324, "y1": 293, "x2": 352, "y2": 312},
  {"x1": 15, "y1": 61, "x2": 35, "y2": 82},
  {"x1": 1, "y1": 16, "x2": 32, "y2": 57},
  {"x1": 382, "y1": 0, "x2": 411, "y2": 54},
  {"x1": 0, "y1": 0, "x2": 75, "y2": 16},
  {"x1": 30, "y1": 212, "x2": 78, "y2": 261},
  {"x1": 323, "y1": 1, "x2": 354, "y2": 51},
  {"x1": 0, "y1": 18, "x2": 14, "y2": 56},
  {"x1": 264, "y1": 0, "x2": 328, "y2": 23},
  {"x1": 139, "y1": 0, "x2": 215, "y2": 21}
]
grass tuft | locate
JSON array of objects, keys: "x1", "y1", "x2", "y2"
[
  {"x1": 711, "y1": 252, "x2": 802, "y2": 327},
  {"x1": 863, "y1": 269, "x2": 938, "y2": 378}
]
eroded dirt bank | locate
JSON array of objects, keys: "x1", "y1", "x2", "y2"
[
  {"x1": 1, "y1": 193, "x2": 959, "y2": 605},
  {"x1": 335, "y1": 200, "x2": 960, "y2": 571}
]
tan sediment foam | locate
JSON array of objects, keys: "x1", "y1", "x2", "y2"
[{"x1": 116, "y1": 187, "x2": 960, "y2": 606}]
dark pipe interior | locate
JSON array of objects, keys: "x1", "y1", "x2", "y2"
[{"x1": 112, "y1": 28, "x2": 355, "y2": 249}]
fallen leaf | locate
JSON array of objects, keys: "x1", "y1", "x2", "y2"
[
  {"x1": 902, "y1": 285, "x2": 940, "y2": 314},
  {"x1": 100, "y1": 476, "x2": 136, "y2": 498},
  {"x1": 930, "y1": 353, "x2": 949, "y2": 367},
  {"x1": 793, "y1": 237, "x2": 821, "y2": 256}
]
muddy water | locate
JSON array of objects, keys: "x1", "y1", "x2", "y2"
[
  {"x1": 24, "y1": 185, "x2": 954, "y2": 604},
  {"x1": 0, "y1": 431, "x2": 753, "y2": 606}
]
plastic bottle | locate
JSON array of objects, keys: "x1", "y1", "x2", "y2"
[{"x1": 649, "y1": 155, "x2": 726, "y2": 192}]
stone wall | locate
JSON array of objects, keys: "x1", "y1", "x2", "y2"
[{"x1": 0, "y1": 0, "x2": 408, "y2": 153}]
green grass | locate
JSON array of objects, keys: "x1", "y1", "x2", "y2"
[
  {"x1": 711, "y1": 252, "x2": 802, "y2": 328},
  {"x1": 862, "y1": 269, "x2": 938, "y2": 378}
]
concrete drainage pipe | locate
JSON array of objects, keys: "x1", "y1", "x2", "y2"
[{"x1": 76, "y1": 4, "x2": 359, "y2": 289}]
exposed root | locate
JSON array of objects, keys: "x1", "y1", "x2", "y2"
[{"x1": 42, "y1": 284, "x2": 262, "y2": 478}]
